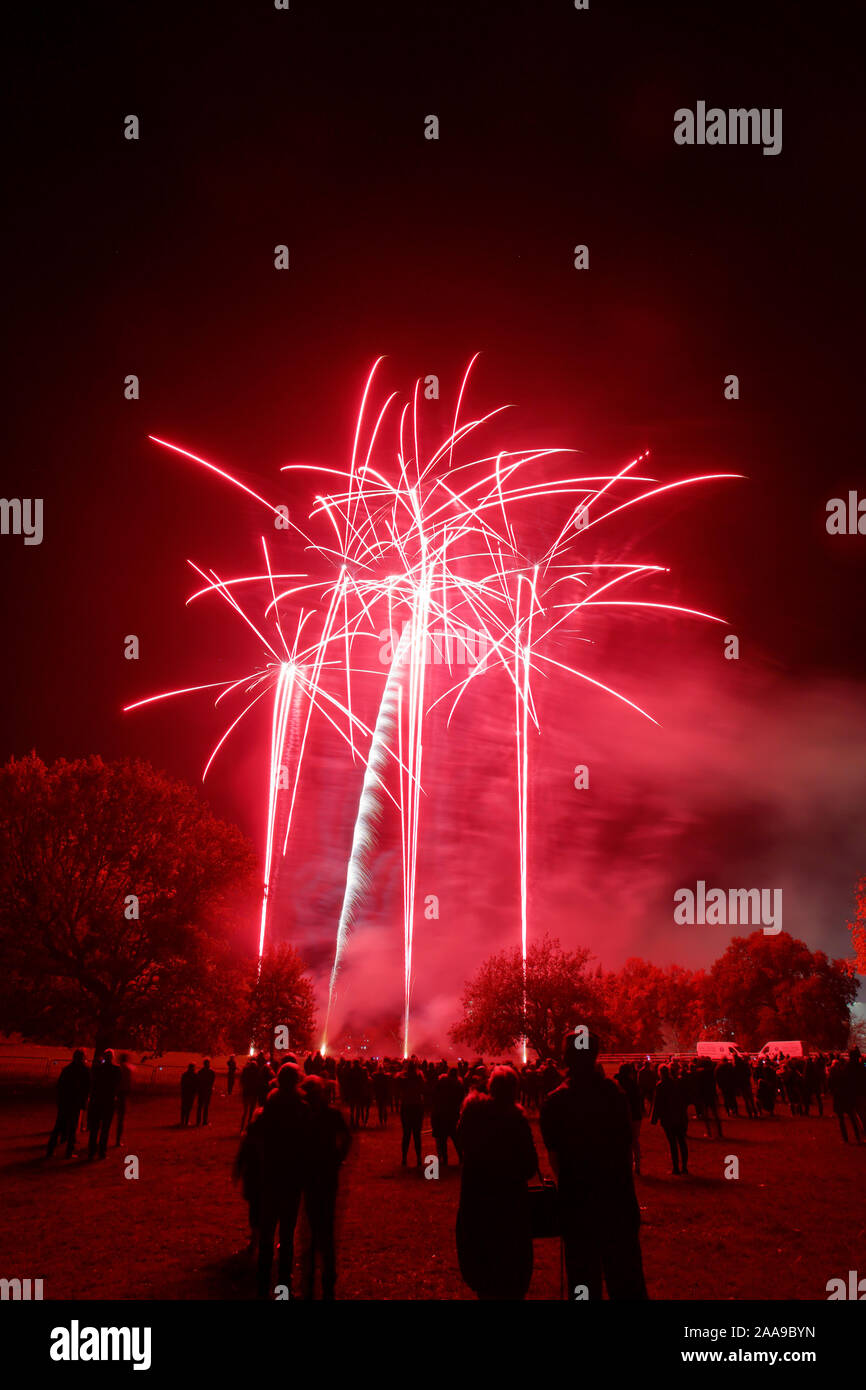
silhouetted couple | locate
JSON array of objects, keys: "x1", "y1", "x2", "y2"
[
  {"x1": 455, "y1": 1035, "x2": 647, "y2": 1300},
  {"x1": 542, "y1": 1033, "x2": 647, "y2": 1301},
  {"x1": 243, "y1": 1062, "x2": 351, "y2": 1299},
  {"x1": 179, "y1": 1059, "x2": 215, "y2": 1126},
  {"x1": 456, "y1": 1067, "x2": 536, "y2": 1298},
  {"x1": 829, "y1": 1050, "x2": 866, "y2": 1143}
]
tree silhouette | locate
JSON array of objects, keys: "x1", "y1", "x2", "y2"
[
  {"x1": 846, "y1": 875, "x2": 866, "y2": 975},
  {"x1": 0, "y1": 754, "x2": 258, "y2": 1049},
  {"x1": 602, "y1": 959, "x2": 707, "y2": 1052},
  {"x1": 704, "y1": 930, "x2": 857, "y2": 1049},
  {"x1": 451, "y1": 935, "x2": 610, "y2": 1058},
  {"x1": 241, "y1": 944, "x2": 316, "y2": 1054}
]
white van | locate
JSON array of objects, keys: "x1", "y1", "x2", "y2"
[
  {"x1": 696, "y1": 1041, "x2": 748, "y2": 1062},
  {"x1": 756, "y1": 1040, "x2": 806, "y2": 1060}
]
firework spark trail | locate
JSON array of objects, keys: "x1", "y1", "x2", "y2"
[
  {"x1": 143, "y1": 421, "x2": 439, "y2": 1021},
  {"x1": 257, "y1": 662, "x2": 299, "y2": 965},
  {"x1": 300, "y1": 408, "x2": 709, "y2": 1052},
  {"x1": 133, "y1": 365, "x2": 741, "y2": 1058},
  {"x1": 132, "y1": 436, "x2": 400, "y2": 977},
  {"x1": 514, "y1": 566, "x2": 540, "y2": 1066},
  {"x1": 139, "y1": 409, "x2": 471, "y2": 1046},
  {"x1": 300, "y1": 385, "x2": 513, "y2": 1054},
  {"x1": 401, "y1": 571, "x2": 433, "y2": 1057},
  {"x1": 322, "y1": 623, "x2": 411, "y2": 1051},
  {"x1": 180, "y1": 557, "x2": 366, "y2": 972},
  {"x1": 416, "y1": 462, "x2": 736, "y2": 1061}
]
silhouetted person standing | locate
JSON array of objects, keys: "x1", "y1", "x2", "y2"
[
  {"x1": 615, "y1": 1063, "x2": 643, "y2": 1175},
  {"x1": 257, "y1": 1063, "x2": 312, "y2": 1299},
  {"x1": 541, "y1": 1032, "x2": 648, "y2": 1301},
  {"x1": 829, "y1": 1055, "x2": 863, "y2": 1144},
  {"x1": 180, "y1": 1063, "x2": 197, "y2": 1126},
  {"x1": 652, "y1": 1065, "x2": 689, "y2": 1174},
  {"x1": 756, "y1": 1062, "x2": 777, "y2": 1116},
  {"x1": 372, "y1": 1066, "x2": 390, "y2": 1126},
  {"x1": 538, "y1": 1058, "x2": 561, "y2": 1106},
  {"x1": 850, "y1": 1048, "x2": 866, "y2": 1127},
  {"x1": 432, "y1": 1068, "x2": 465, "y2": 1167},
  {"x1": 397, "y1": 1059, "x2": 425, "y2": 1167},
  {"x1": 47, "y1": 1049, "x2": 90, "y2": 1158},
  {"x1": 782, "y1": 1060, "x2": 803, "y2": 1116},
  {"x1": 716, "y1": 1058, "x2": 738, "y2": 1116},
  {"x1": 300, "y1": 1075, "x2": 351, "y2": 1299},
  {"x1": 456, "y1": 1067, "x2": 538, "y2": 1300},
  {"x1": 344, "y1": 1061, "x2": 364, "y2": 1129},
  {"x1": 196, "y1": 1059, "x2": 216, "y2": 1125},
  {"x1": 697, "y1": 1059, "x2": 723, "y2": 1138},
  {"x1": 114, "y1": 1054, "x2": 134, "y2": 1145},
  {"x1": 234, "y1": 1107, "x2": 264, "y2": 1256},
  {"x1": 240, "y1": 1057, "x2": 259, "y2": 1129},
  {"x1": 802, "y1": 1056, "x2": 822, "y2": 1116},
  {"x1": 358, "y1": 1064, "x2": 372, "y2": 1127},
  {"x1": 638, "y1": 1061, "x2": 657, "y2": 1117},
  {"x1": 739, "y1": 1050, "x2": 756, "y2": 1117},
  {"x1": 256, "y1": 1053, "x2": 276, "y2": 1106},
  {"x1": 227, "y1": 1055, "x2": 237, "y2": 1095},
  {"x1": 87, "y1": 1049, "x2": 122, "y2": 1159}
]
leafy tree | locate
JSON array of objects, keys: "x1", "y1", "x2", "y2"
[
  {"x1": 658, "y1": 965, "x2": 707, "y2": 1051},
  {"x1": 602, "y1": 959, "x2": 668, "y2": 1051},
  {"x1": 451, "y1": 935, "x2": 610, "y2": 1059},
  {"x1": 0, "y1": 754, "x2": 258, "y2": 1050},
  {"x1": 240, "y1": 944, "x2": 317, "y2": 1054},
  {"x1": 704, "y1": 931, "x2": 857, "y2": 1050},
  {"x1": 846, "y1": 876, "x2": 866, "y2": 975},
  {"x1": 136, "y1": 941, "x2": 250, "y2": 1054},
  {"x1": 602, "y1": 959, "x2": 707, "y2": 1052}
]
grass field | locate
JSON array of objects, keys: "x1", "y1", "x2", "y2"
[{"x1": 1, "y1": 1070, "x2": 863, "y2": 1301}]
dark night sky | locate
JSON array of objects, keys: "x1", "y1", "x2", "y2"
[{"x1": 4, "y1": 1, "x2": 864, "y2": 1043}]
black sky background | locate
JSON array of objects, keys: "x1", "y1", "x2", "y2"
[{"x1": 4, "y1": 1, "x2": 864, "y2": 1039}]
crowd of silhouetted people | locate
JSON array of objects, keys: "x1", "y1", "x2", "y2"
[
  {"x1": 224, "y1": 1040, "x2": 866, "y2": 1299},
  {"x1": 42, "y1": 1039, "x2": 866, "y2": 1299},
  {"x1": 227, "y1": 1034, "x2": 648, "y2": 1299},
  {"x1": 45, "y1": 1048, "x2": 134, "y2": 1160}
]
